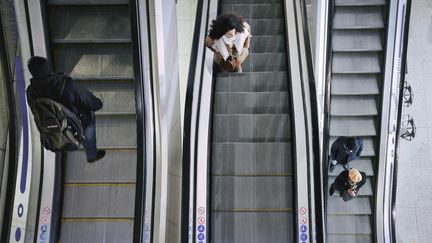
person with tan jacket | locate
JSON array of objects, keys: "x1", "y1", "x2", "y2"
[{"x1": 205, "y1": 13, "x2": 251, "y2": 72}]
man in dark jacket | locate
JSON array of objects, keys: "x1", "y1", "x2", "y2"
[
  {"x1": 26, "y1": 56, "x2": 105, "y2": 162},
  {"x1": 329, "y1": 168, "x2": 366, "y2": 198},
  {"x1": 329, "y1": 136, "x2": 363, "y2": 172}
]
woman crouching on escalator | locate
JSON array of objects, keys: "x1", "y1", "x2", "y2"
[{"x1": 205, "y1": 13, "x2": 251, "y2": 72}]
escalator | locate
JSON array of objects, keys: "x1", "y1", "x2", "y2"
[
  {"x1": 46, "y1": 1, "x2": 137, "y2": 241},
  {"x1": 210, "y1": 0, "x2": 294, "y2": 242},
  {"x1": 326, "y1": 0, "x2": 386, "y2": 241}
]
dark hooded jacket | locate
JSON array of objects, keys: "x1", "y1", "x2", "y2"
[
  {"x1": 26, "y1": 57, "x2": 102, "y2": 127},
  {"x1": 330, "y1": 136, "x2": 363, "y2": 165}
]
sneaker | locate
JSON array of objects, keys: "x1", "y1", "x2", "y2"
[
  {"x1": 329, "y1": 161, "x2": 335, "y2": 173},
  {"x1": 329, "y1": 183, "x2": 335, "y2": 196},
  {"x1": 87, "y1": 150, "x2": 106, "y2": 163}
]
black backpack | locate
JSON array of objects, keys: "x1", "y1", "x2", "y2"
[{"x1": 29, "y1": 84, "x2": 84, "y2": 151}]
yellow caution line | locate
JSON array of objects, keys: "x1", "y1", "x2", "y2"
[
  {"x1": 63, "y1": 217, "x2": 134, "y2": 223},
  {"x1": 212, "y1": 208, "x2": 294, "y2": 213},
  {"x1": 64, "y1": 182, "x2": 135, "y2": 187}
]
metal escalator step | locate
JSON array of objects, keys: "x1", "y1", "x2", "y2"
[
  {"x1": 331, "y1": 74, "x2": 379, "y2": 95},
  {"x1": 52, "y1": 39, "x2": 131, "y2": 44},
  {"x1": 250, "y1": 35, "x2": 286, "y2": 53},
  {"x1": 212, "y1": 142, "x2": 292, "y2": 175},
  {"x1": 242, "y1": 53, "x2": 288, "y2": 72},
  {"x1": 331, "y1": 96, "x2": 377, "y2": 116},
  {"x1": 215, "y1": 72, "x2": 288, "y2": 92},
  {"x1": 329, "y1": 136, "x2": 375, "y2": 156},
  {"x1": 212, "y1": 176, "x2": 293, "y2": 209},
  {"x1": 49, "y1": 0, "x2": 128, "y2": 5},
  {"x1": 328, "y1": 177, "x2": 373, "y2": 196},
  {"x1": 62, "y1": 184, "x2": 135, "y2": 217},
  {"x1": 221, "y1": 4, "x2": 283, "y2": 19},
  {"x1": 53, "y1": 45, "x2": 133, "y2": 77},
  {"x1": 211, "y1": 212, "x2": 293, "y2": 243},
  {"x1": 97, "y1": 115, "x2": 136, "y2": 147},
  {"x1": 65, "y1": 150, "x2": 136, "y2": 183},
  {"x1": 213, "y1": 114, "x2": 291, "y2": 142},
  {"x1": 328, "y1": 158, "x2": 374, "y2": 176},
  {"x1": 77, "y1": 80, "x2": 135, "y2": 113},
  {"x1": 327, "y1": 197, "x2": 372, "y2": 214},
  {"x1": 332, "y1": 52, "x2": 381, "y2": 74},
  {"x1": 222, "y1": 0, "x2": 281, "y2": 3},
  {"x1": 332, "y1": 30, "x2": 382, "y2": 52},
  {"x1": 50, "y1": 6, "x2": 130, "y2": 41},
  {"x1": 327, "y1": 215, "x2": 372, "y2": 234},
  {"x1": 214, "y1": 92, "x2": 289, "y2": 114},
  {"x1": 336, "y1": 0, "x2": 385, "y2": 6},
  {"x1": 249, "y1": 19, "x2": 285, "y2": 35},
  {"x1": 333, "y1": 7, "x2": 384, "y2": 29},
  {"x1": 327, "y1": 234, "x2": 373, "y2": 243},
  {"x1": 330, "y1": 117, "x2": 376, "y2": 136},
  {"x1": 61, "y1": 221, "x2": 133, "y2": 243}
]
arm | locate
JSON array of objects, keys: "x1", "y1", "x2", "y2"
[
  {"x1": 243, "y1": 22, "x2": 251, "y2": 48},
  {"x1": 71, "y1": 81, "x2": 103, "y2": 111},
  {"x1": 205, "y1": 36, "x2": 216, "y2": 52}
]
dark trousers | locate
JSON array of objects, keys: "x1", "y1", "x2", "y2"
[{"x1": 82, "y1": 111, "x2": 97, "y2": 159}]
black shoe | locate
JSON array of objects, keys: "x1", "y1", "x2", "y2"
[
  {"x1": 329, "y1": 184, "x2": 335, "y2": 196},
  {"x1": 87, "y1": 150, "x2": 105, "y2": 163}
]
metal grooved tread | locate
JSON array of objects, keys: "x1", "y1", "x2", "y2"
[
  {"x1": 326, "y1": 1, "x2": 386, "y2": 242},
  {"x1": 210, "y1": 0, "x2": 294, "y2": 242},
  {"x1": 47, "y1": 2, "x2": 137, "y2": 243}
]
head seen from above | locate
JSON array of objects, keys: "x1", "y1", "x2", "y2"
[{"x1": 209, "y1": 12, "x2": 245, "y2": 40}]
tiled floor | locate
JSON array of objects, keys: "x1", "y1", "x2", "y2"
[{"x1": 396, "y1": 1, "x2": 432, "y2": 242}]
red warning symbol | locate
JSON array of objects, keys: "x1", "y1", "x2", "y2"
[
  {"x1": 42, "y1": 207, "x2": 51, "y2": 215},
  {"x1": 299, "y1": 207, "x2": 307, "y2": 215},
  {"x1": 198, "y1": 217, "x2": 206, "y2": 224},
  {"x1": 40, "y1": 217, "x2": 48, "y2": 224},
  {"x1": 300, "y1": 217, "x2": 307, "y2": 224},
  {"x1": 198, "y1": 207, "x2": 205, "y2": 215}
]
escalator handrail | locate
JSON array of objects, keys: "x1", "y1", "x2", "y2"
[
  {"x1": 321, "y1": 0, "x2": 335, "y2": 242},
  {"x1": 392, "y1": 1, "x2": 411, "y2": 241},
  {"x1": 0, "y1": 6, "x2": 19, "y2": 242},
  {"x1": 375, "y1": 0, "x2": 412, "y2": 242},
  {"x1": 128, "y1": 0, "x2": 155, "y2": 242},
  {"x1": 180, "y1": 0, "x2": 212, "y2": 241},
  {"x1": 298, "y1": 0, "x2": 326, "y2": 242}
]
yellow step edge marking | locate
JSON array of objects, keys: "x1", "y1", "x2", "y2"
[
  {"x1": 212, "y1": 208, "x2": 294, "y2": 213},
  {"x1": 62, "y1": 217, "x2": 134, "y2": 223},
  {"x1": 64, "y1": 182, "x2": 135, "y2": 187},
  {"x1": 212, "y1": 173, "x2": 292, "y2": 177}
]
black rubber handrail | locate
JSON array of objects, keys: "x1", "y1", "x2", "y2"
[
  {"x1": 128, "y1": 0, "x2": 150, "y2": 242},
  {"x1": 180, "y1": 0, "x2": 205, "y2": 241},
  {"x1": 322, "y1": 1, "x2": 335, "y2": 241},
  {"x1": 0, "y1": 5, "x2": 18, "y2": 243},
  {"x1": 392, "y1": 0, "x2": 411, "y2": 241},
  {"x1": 298, "y1": 0, "x2": 324, "y2": 242}
]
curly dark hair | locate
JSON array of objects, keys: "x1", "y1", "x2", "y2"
[{"x1": 208, "y1": 13, "x2": 245, "y2": 39}]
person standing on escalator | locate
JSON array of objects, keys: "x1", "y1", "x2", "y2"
[
  {"x1": 205, "y1": 12, "x2": 251, "y2": 72},
  {"x1": 329, "y1": 168, "x2": 366, "y2": 201},
  {"x1": 26, "y1": 56, "x2": 105, "y2": 163},
  {"x1": 329, "y1": 136, "x2": 363, "y2": 172}
]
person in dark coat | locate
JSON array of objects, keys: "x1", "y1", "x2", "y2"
[
  {"x1": 26, "y1": 56, "x2": 105, "y2": 162},
  {"x1": 329, "y1": 136, "x2": 363, "y2": 172},
  {"x1": 329, "y1": 168, "x2": 366, "y2": 198}
]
